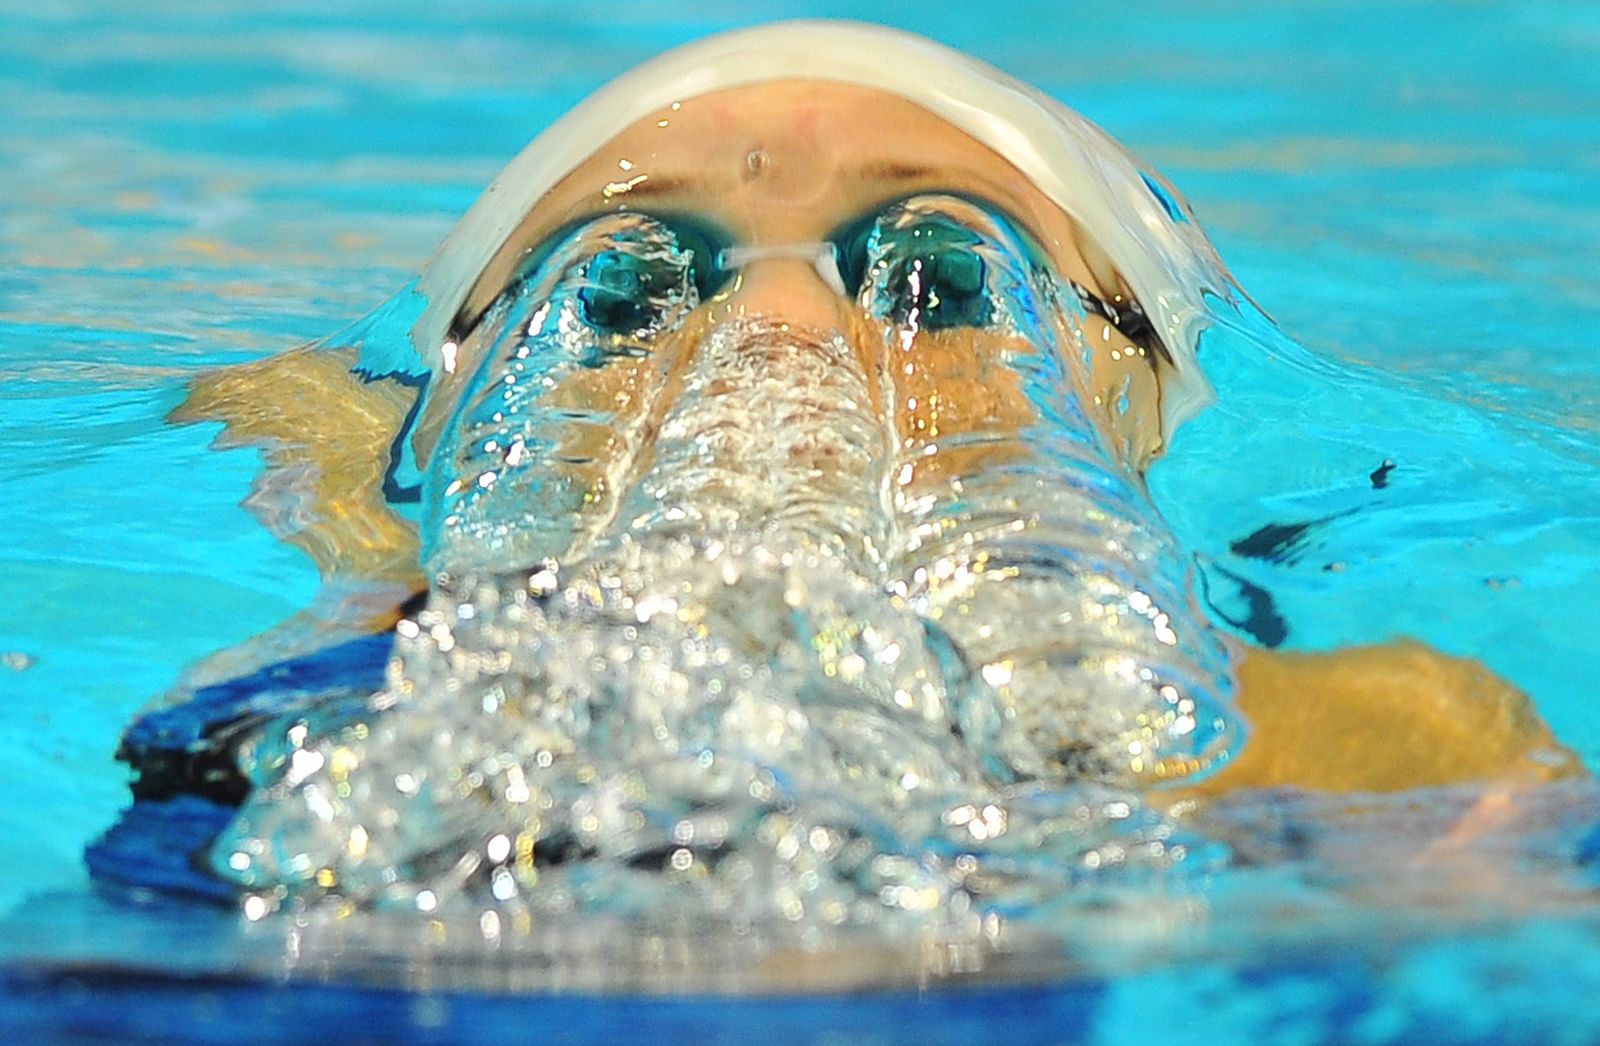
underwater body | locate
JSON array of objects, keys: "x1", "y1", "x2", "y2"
[{"x1": 5, "y1": 8, "x2": 1600, "y2": 1042}]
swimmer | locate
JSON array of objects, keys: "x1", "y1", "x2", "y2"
[{"x1": 130, "y1": 23, "x2": 1577, "y2": 913}]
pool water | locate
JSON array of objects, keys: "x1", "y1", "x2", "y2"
[{"x1": 2, "y1": 0, "x2": 1598, "y2": 1041}]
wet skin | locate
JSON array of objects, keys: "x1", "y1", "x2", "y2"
[{"x1": 178, "y1": 80, "x2": 1581, "y2": 801}]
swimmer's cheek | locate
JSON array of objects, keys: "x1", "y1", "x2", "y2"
[{"x1": 1190, "y1": 640, "x2": 1584, "y2": 796}]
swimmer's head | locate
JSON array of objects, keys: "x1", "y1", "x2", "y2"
[
  {"x1": 398, "y1": 24, "x2": 1235, "y2": 408},
  {"x1": 368, "y1": 22, "x2": 1243, "y2": 575}
]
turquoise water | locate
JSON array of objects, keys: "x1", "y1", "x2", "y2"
[{"x1": 2, "y1": 0, "x2": 1598, "y2": 1039}]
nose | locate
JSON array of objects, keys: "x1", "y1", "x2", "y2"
[{"x1": 712, "y1": 256, "x2": 852, "y2": 333}]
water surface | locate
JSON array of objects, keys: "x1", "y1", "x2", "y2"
[{"x1": 2, "y1": 1, "x2": 1598, "y2": 1039}]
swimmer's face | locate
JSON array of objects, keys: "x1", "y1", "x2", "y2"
[
  {"x1": 422, "y1": 82, "x2": 1173, "y2": 571},
  {"x1": 463, "y1": 82, "x2": 1108, "y2": 332}
]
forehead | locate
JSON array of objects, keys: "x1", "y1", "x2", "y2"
[{"x1": 457, "y1": 80, "x2": 1098, "y2": 325}]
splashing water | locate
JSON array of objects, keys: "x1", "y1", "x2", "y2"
[{"x1": 211, "y1": 198, "x2": 1240, "y2": 934}]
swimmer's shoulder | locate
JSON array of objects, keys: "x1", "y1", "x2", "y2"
[
  {"x1": 1195, "y1": 640, "x2": 1582, "y2": 796},
  {"x1": 172, "y1": 346, "x2": 423, "y2": 585}
]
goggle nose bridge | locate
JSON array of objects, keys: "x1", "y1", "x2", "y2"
[{"x1": 715, "y1": 242, "x2": 848, "y2": 297}]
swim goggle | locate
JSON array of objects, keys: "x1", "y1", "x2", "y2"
[
  {"x1": 451, "y1": 191, "x2": 1158, "y2": 360},
  {"x1": 456, "y1": 193, "x2": 1059, "y2": 343},
  {"x1": 714, "y1": 241, "x2": 850, "y2": 297}
]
